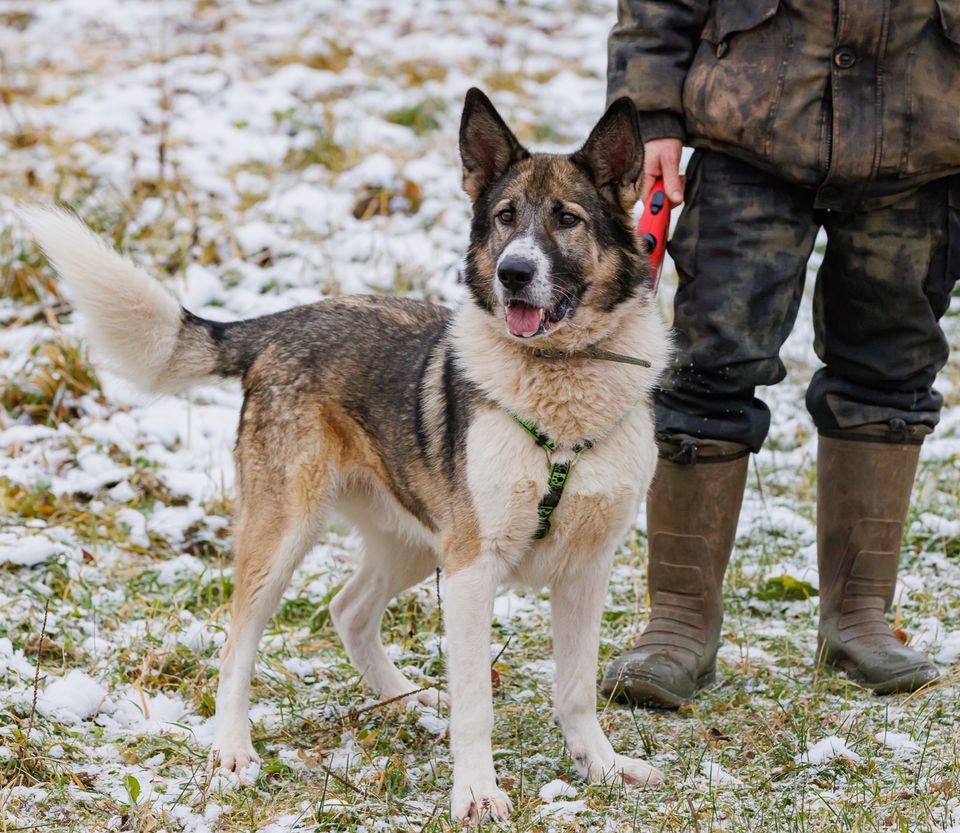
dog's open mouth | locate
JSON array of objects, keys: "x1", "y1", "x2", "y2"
[{"x1": 505, "y1": 298, "x2": 575, "y2": 338}]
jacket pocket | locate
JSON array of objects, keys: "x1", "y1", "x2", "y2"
[
  {"x1": 684, "y1": 0, "x2": 788, "y2": 157},
  {"x1": 937, "y1": 0, "x2": 960, "y2": 46},
  {"x1": 702, "y1": 0, "x2": 781, "y2": 56},
  {"x1": 903, "y1": 2, "x2": 960, "y2": 175}
]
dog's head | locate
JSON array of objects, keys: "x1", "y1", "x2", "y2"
[{"x1": 459, "y1": 88, "x2": 648, "y2": 350}]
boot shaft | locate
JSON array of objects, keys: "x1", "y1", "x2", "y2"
[
  {"x1": 647, "y1": 437, "x2": 750, "y2": 602},
  {"x1": 816, "y1": 431, "x2": 922, "y2": 616},
  {"x1": 643, "y1": 437, "x2": 750, "y2": 656}
]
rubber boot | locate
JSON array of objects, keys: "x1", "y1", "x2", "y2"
[
  {"x1": 601, "y1": 436, "x2": 750, "y2": 708},
  {"x1": 817, "y1": 425, "x2": 939, "y2": 694}
]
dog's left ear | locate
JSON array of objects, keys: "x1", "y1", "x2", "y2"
[
  {"x1": 459, "y1": 88, "x2": 530, "y2": 202},
  {"x1": 572, "y1": 98, "x2": 644, "y2": 213}
]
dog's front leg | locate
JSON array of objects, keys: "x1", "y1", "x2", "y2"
[
  {"x1": 444, "y1": 553, "x2": 513, "y2": 825},
  {"x1": 551, "y1": 553, "x2": 663, "y2": 787}
]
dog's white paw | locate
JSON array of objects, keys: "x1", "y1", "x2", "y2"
[
  {"x1": 213, "y1": 730, "x2": 261, "y2": 785},
  {"x1": 450, "y1": 781, "x2": 514, "y2": 825},
  {"x1": 404, "y1": 686, "x2": 449, "y2": 710},
  {"x1": 573, "y1": 750, "x2": 663, "y2": 787}
]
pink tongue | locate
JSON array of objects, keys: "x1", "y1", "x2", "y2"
[{"x1": 506, "y1": 303, "x2": 543, "y2": 337}]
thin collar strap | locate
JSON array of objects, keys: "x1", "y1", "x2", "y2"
[{"x1": 531, "y1": 345, "x2": 651, "y2": 368}]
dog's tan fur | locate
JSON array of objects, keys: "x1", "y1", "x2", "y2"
[{"x1": 21, "y1": 89, "x2": 670, "y2": 825}]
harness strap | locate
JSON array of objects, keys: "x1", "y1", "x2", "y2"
[
  {"x1": 511, "y1": 414, "x2": 594, "y2": 540},
  {"x1": 512, "y1": 413, "x2": 558, "y2": 452}
]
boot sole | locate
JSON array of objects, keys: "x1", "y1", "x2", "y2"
[
  {"x1": 823, "y1": 655, "x2": 939, "y2": 695},
  {"x1": 602, "y1": 669, "x2": 717, "y2": 710}
]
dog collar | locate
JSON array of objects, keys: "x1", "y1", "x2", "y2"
[
  {"x1": 531, "y1": 345, "x2": 651, "y2": 368},
  {"x1": 511, "y1": 414, "x2": 594, "y2": 540}
]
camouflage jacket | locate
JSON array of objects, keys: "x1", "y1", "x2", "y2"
[{"x1": 608, "y1": 0, "x2": 960, "y2": 209}]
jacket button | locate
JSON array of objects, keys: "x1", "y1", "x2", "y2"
[
  {"x1": 716, "y1": 40, "x2": 729, "y2": 59},
  {"x1": 834, "y1": 47, "x2": 856, "y2": 68}
]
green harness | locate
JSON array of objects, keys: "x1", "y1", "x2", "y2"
[
  {"x1": 511, "y1": 414, "x2": 595, "y2": 540},
  {"x1": 507, "y1": 345, "x2": 652, "y2": 540}
]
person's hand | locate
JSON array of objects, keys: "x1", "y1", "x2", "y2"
[{"x1": 641, "y1": 138, "x2": 684, "y2": 207}]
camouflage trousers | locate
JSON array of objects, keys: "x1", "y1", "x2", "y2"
[{"x1": 657, "y1": 150, "x2": 960, "y2": 451}]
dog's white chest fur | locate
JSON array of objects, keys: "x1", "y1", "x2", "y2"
[{"x1": 465, "y1": 406, "x2": 657, "y2": 587}]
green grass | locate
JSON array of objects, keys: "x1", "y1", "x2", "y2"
[{"x1": 2, "y1": 453, "x2": 958, "y2": 832}]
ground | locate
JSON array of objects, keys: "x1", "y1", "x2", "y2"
[{"x1": 0, "y1": 1, "x2": 959, "y2": 831}]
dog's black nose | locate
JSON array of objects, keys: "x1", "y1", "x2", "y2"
[{"x1": 498, "y1": 257, "x2": 536, "y2": 292}]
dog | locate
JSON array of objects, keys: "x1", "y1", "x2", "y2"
[{"x1": 21, "y1": 88, "x2": 669, "y2": 824}]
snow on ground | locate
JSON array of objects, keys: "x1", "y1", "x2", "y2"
[{"x1": 0, "y1": 1, "x2": 958, "y2": 832}]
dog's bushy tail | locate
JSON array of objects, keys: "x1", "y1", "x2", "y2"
[{"x1": 19, "y1": 207, "x2": 247, "y2": 393}]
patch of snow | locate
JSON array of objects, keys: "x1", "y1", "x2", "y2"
[
  {"x1": 153, "y1": 553, "x2": 208, "y2": 585},
  {"x1": 38, "y1": 670, "x2": 108, "y2": 723},
  {"x1": 116, "y1": 507, "x2": 150, "y2": 548},
  {"x1": 111, "y1": 687, "x2": 188, "y2": 734},
  {"x1": 0, "y1": 534, "x2": 62, "y2": 567},
  {"x1": 539, "y1": 799, "x2": 589, "y2": 819},
  {"x1": 281, "y1": 657, "x2": 315, "y2": 678},
  {"x1": 701, "y1": 761, "x2": 742, "y2": 786},
  {"x1": 876, "y1": 730, "x2": 921, "y2": 754},
  {"x1": 493, "y1": 590, "x2": 538, "y2": 619},
  {"x1": 936, "y1": 630, "x2": 960, "y2": 664},
  {"x1": 539, "y1": 779, "x2": 577, "y2": 802},
  {"x1": 796, "y1": 735, "x2": 862, "y2": 765},
  {"x1": 417, "y1": 712, "x2": 448, "y2": 737}
]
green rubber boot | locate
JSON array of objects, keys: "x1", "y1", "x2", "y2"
[
  {"x1": 601, "y1": 436, "x2": 749, "y2": 708},
  {"x1": 816, "y1": 426, "x2": 939, "y2": 694}
]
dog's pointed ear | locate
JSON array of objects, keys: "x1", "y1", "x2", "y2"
[
  {"x1": 572, "y1": 97, "x2": 645, "y2": 213},
  {"x1": 459, "y1": 88, "x2": 530, "y2": 202}
]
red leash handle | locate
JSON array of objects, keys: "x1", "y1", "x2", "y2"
[{"x1": 636, "y1": 178, "x2": 671, "y2": 289}]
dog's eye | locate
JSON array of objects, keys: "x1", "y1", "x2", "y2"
[
  {"x1": 496, "y1": 208, "x2": 514, "y2": 224},
  {"x1": 558, "y1": 212, "x2": 580, "y2": 228}
]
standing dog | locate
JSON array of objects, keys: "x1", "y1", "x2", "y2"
[{"x1": 22, "y1": 88, "x2": 669, "y2": 823}]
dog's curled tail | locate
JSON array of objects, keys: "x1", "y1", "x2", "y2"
[{"x1": 19, "y1": 207, "x2": 245, "y2": 393}]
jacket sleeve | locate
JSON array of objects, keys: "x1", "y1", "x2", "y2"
[{"x1": 607, "y1": 0, "x2": 710, "y2": 142}]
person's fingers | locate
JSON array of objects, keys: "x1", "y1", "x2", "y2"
[
  {"x1": 640, "y1": 170, "x2": 658, "y2": 204},
  {"x1": 662, "y1": 158, "x2": 684, "y2": 206}
]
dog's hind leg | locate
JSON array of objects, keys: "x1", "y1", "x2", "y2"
[
  {"x1": 551, "y1": 553, "x2": 663, "y2": 788},
  {"x1": 213, "y1": 478, "x2": 326, "y2": 782},
  {"x1": 329, "y1": 523, "x2": 445, "y2": 708}
]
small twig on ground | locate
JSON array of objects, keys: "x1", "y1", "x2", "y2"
[
  {"x1": 317, "y1": 762, "x2": 422, "y2": 818},
  {"x1": 491, "y1": 635, "x2": 512, "y2": 667},
  {"x1": 342, "y1": 686, "x2": 433, "y2": 722},
  {"x1": 25, "y1": 599, "x2": 50, "y2": 742},
  {"x1": 685, "y1": 796, "x2": 702, "y2": 833}
]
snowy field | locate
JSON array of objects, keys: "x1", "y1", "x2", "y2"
[{"x1": 1, "y1": 1, "x2": 959, "y2": 831}]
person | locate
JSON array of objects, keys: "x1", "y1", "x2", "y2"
[{"x1": 600, "y1": 0, "x2": 960, "y2": 708}]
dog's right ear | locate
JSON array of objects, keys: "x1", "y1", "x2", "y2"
[
  {"x1": 571, "y1": 97, "x2": 645, "y2": 214},
  {"x1": 459, "y1": 88, "x2": 529, "y2": 202}
]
